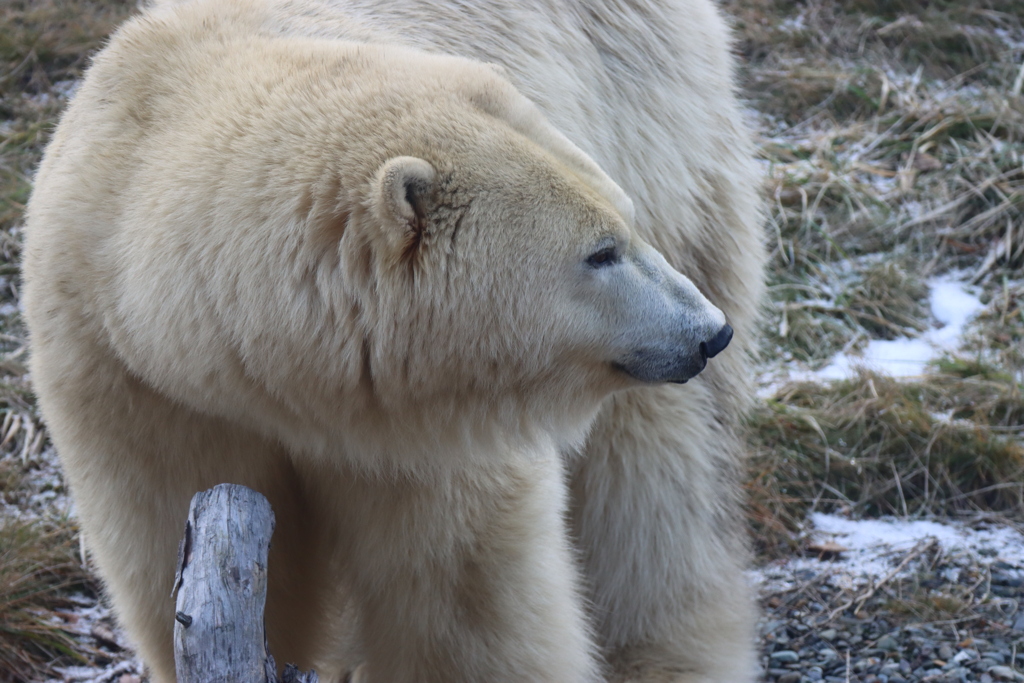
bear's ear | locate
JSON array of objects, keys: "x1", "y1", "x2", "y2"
[{"x1": 373, "y1": 156, "x2": 437, "y2": 237}]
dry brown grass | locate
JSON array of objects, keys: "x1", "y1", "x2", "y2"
[
  {"x1": 723, "y1": 0, "x2": 1024, "y2": 368},
  {"x1": 1, "y1": 0, "x2": 134, "y2": 333},
  {"x1": 0, "y1": 0, "x2": 133, "y2": 456},
  {"x1": 0, "y1": 519, "x2": 98, "y2": 682},
  {"x1": 717, "y1": 0, "x2": 1024, "y2": 556},
  {"x1": 749, "y1": 367, "x2": 1024, "y2": 556},
  {"x1": 1, "y1": 3, "x2": 132, "y2": 679},
  {"x1": 1, "y1": 0, "x2": 134, "y2": 233}
]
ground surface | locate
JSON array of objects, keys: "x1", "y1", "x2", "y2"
[{"x1": 0, "y1": 0, "x2": 1022, "y2": 681}]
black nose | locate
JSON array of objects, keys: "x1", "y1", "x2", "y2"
[{"x1": 700, "y1": 323, "x2": 733, "y2": 360}]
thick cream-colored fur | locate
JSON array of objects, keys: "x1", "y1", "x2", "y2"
[{"x1": 24, "y1": 0, "x2": 765, "y2": 681}]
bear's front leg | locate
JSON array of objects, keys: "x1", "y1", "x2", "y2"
[
  {"x1": 570, "y1": 384, "x2": 758, "y2": 683},
  {"x1": 335, "y1": 453, "x2": 598, "y2": 683}
]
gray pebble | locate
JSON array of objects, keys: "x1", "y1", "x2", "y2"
[
  {"x1": 992, "y1": 571, "x2": 1022, "y2": 587},
  {"x1": 877, "y1": 635, "x2": 899, "y2": 652},
  {"x1": 989, "y1": 666, "x2": 1024, "y2": 681},
  {"x1": 807, "y1": 666, "x2": 823, "y2": 681},
  {"x1": 778, "y1": 673, "x2": 801, "y2": 683},
  {"x1": 772, "y1": 651, "x2": 800, "y2": 664},
  {"x1": 819, "y1": 629, "x2": 837, "y2": 641},
  {"x1": 1013, "y1": 614, "x2": 1024, "y2": 632}
]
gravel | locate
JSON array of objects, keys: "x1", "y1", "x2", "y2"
[{"x1": 756, "y1": 515, "x2": 1024, "y2": 683}]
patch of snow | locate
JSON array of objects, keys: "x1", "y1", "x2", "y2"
[
  {"x1": 811, "y1": 274, "x2": 984, "y2": 381},
  {"x1": 811, "y1": 513, "x2": 1024, "y2": 569},
  {"x1": 899, "y1": 200, "x2": 924, "y2": 221},
  {"x1": 815, "y1": 337, "x2": 934, "y2": 379},
  {"x1": 26, "y1": 81, "x2": 81, "y2": 109},
  {"x1": 32, "y1": 591, "x2": 142, "y2": 683},
  {"x1": 929, "y1": 277, "x2": 985, "y2": 342},
  {"x1": 47, "y1": 658, "x2": 145, "y2": 683},
  {"x1": 0, "y1": 445, "x2": 74, "y2": 523},
  {"x1": 755, "y1": 513, "x2": 1024, "y2": 593},
  {"x1": 779, "y1": 13, "x2": 807, "y2": 33},
  {"x1": 28, "y1": 92, "x2": 59, "y2": 107},
  {"x1": 994, "y1": 27, "x2": 1024, "y2": 53},
  {"x1": 53, "y1": 80, "x2": 81, "y2": 100},
  {"x1": 867, "y1": 172, "x2": 898, "y2": 197}
]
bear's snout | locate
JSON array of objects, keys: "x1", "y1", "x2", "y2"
[{"x1": 616, "y1": 321, "x2": 731, "y2": 385}]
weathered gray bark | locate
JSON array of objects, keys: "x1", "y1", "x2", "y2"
[{"x1": 172, "y1": 484, "x2": 318, "y2": 683}]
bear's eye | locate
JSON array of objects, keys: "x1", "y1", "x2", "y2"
[{"x1": 586, "y1": 246, "x2": 619, "y2": 268}]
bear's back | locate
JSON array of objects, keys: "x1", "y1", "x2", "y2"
[{"x1": 24, "y1": 3, "x2": 529, "y2": 435}]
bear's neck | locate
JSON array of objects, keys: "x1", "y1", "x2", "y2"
[{"x1": 291, "y1": 391, "x2": 601, "y2": 479}]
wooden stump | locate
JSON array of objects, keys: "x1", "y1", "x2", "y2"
[{"x1": 172, "y1": 484, "x2": 318, "y2": 683}]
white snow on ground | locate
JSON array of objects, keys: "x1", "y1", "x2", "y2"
[
  {"x1": 42, "y1": 594, "x2": 145, "y2": 683},
  {"x1": 48, "y1": 658, "x2": 146, "y2": 683},
  {"x1": 815, "y1": 275, "x2": 984, "y2": 380},
  {"x1": 756, "y1": 513, "x2": 1024, "y2": 593},
  {"x1": 761, "y1": 274, "x2": 985, "y2": 395}
]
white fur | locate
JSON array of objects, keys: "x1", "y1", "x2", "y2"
[{"x1": 24, "y1": 0, "x2": 765, "y2": 681}]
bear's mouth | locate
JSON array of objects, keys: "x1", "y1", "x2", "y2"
[
  {"x1": 615, "y1": 324, "x2": 732, "y2": 385},
  {"x1": 613, "y1": 350, "x2": 708, "y2": 385}
]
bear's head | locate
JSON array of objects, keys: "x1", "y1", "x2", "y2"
[{"x1": 339, "y1": 58, "x2": 731, "y2": 433}]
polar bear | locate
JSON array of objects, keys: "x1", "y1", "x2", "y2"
[{"x1": 23, "y1": 0, "x2": 765, "y2": 682}]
